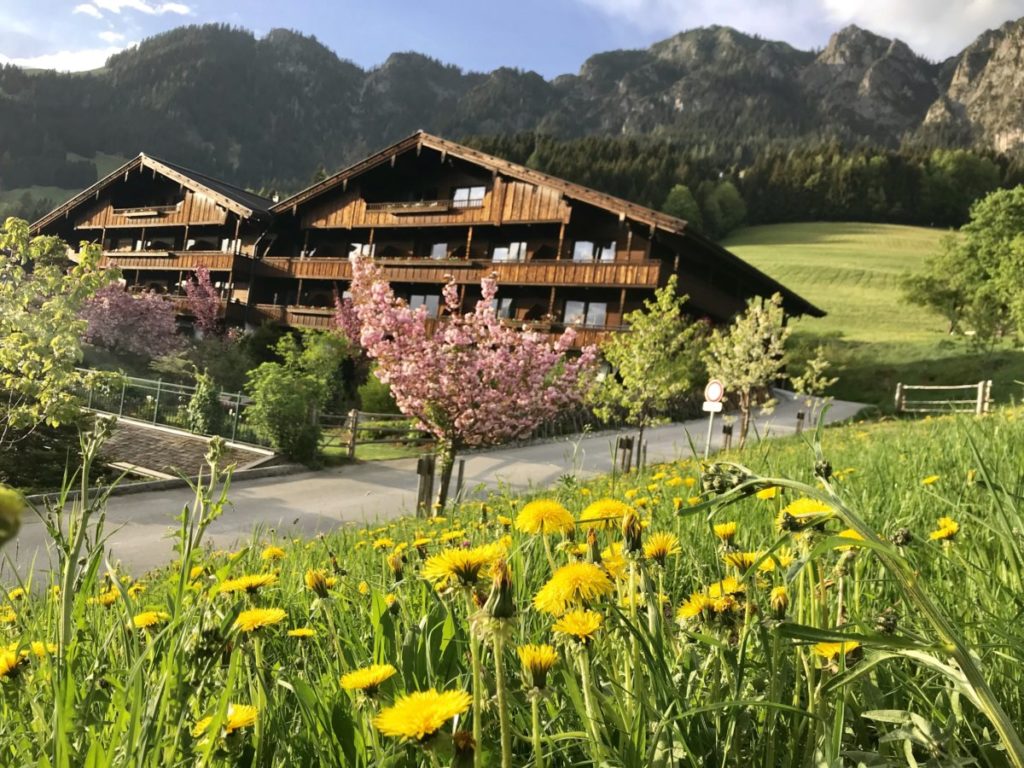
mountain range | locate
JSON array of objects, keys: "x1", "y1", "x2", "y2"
[{"x1": 1, "y1": 18, "x2": 1023, "y2": 196}]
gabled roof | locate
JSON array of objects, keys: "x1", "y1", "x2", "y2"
[
  {"x1": 32, "y1": 153, "x2": 275, "y2": 232},
  {"x1": 275, "y1": 131, "x2": 824, "y2": 318}
]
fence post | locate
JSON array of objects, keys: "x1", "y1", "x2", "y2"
[
  {"x1": 153, "y1": 378, "x2": 162, "y2": 424},
  {"x1": 722, "y1": 424, "x2": 733, "y2": 451},
  {"x1": 985, "y1": 380, "x2": 993, "y2": 413},
  {"x1": 796, "y1": 411, "x2": 805, "y2": 434},
  {"x1": 87, "y1": 381, "x2": 94, "y2": 410},
  {"x1": 118, "y1": 379, "x2": 127, "y2": 416},
  {"x1": 231, "y1": 394, "x2": 241, "y2": 442},
  {"x1": 976, "y1": 380, "x2": 986, "y2": 415},
  {"x1": 416, "y1": 455, "x2": 436, "y2": 518},
  {"x1": 894, "y1": 382, "x2": 904, "y2": 414},
  {"x1": 346, "y1": 409, "x2": 359, "y2": 460}
]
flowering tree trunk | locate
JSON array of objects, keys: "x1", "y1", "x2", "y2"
[{"x1": 341, "y1": 257, "x2": 597, "y2": 510}]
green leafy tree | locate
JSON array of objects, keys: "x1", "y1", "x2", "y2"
[
  {"x1": 245, "y1": 331, "x2": 347, "y2": 463},
  {"x1": 704, "y1": 292, "x2": 791, "y2": 447},
  {"x1": 904, "y1": 186, "x2": 1024, "y2": 350},
  {"x1": 588, "y1": 276, "x2": 708, "y2": 458},
  {"x1": 0, "y1": 218, "x2": 112, "y2": 449},
  {"x1": 661, "y1": 184, "x2": 704, "y2": 230},
  {"x1": 790, "y1": 346, "x2": 838, "y2": 424},
  {"x1": 185, "y1": 369, "x2": 223, "y2": 435}
]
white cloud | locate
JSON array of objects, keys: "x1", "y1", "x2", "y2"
[
  {"x1": 98, "y1": 30, "x2": 126, "y2": 43},
  {"x1": 90, "y1": 0, "x2": 191, "y2": 15},
  {"x1": 0, "y1": 43, "x2": 134, "y2": 71},
  {"x1": 73, "y1": 3, "x2": 104, "y2": 19},
  {"x1": 578, "y1": 0, "x2": 1024, "y2": 58}
]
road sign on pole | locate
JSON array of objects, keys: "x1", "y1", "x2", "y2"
[{"x1": 702, "y1": 379, "x2": 725, "y2": 459}]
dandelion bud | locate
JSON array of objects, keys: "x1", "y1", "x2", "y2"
[
  {"x1": 875, "y1": 607, "x2": 899, "y2": 634},
  {"x1": 585, "y1": 528, "x2": 602, "y2": 565},
  {"x1": 387, "y1": 553, "x2": 405, "y2": 580},
  {"x1": 483, "y1": 558, "x2": 515, "y2": 620},
  {"x1": 769, "y1": 585, "x2": 789, "y2": 617},
  {"x1": 621, "y1": 510, "x2": 643, "y2": 556},
  {"x1": 517, "y1": 643, "x2": 558, "y2": 691},
  {"x1": 452, "y1": 730, "x2": 476, "y2": 768},
  {"x1": 891, "y1": 528, "x2": 913, "y2": 547},
  {"x1": 304, "y1": 569, "x2": 331, "y2": 599},
  {"x1": 0, "y1": 485, "x2": 24, "y2": 548},
  {"x1": 814, "y1": 460, "x2": 833, "y2": 480}
]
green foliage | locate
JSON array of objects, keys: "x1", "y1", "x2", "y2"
[
  {"x1": 904, "y1": 185, "x2": 1024, "y2": 349},
  {"x1": 660, "y1": 184, "x2": 703, "y2": 230},
  {"x1": 244, "y1": 331, "x2": 347, "y2": 463},
  {"x1": 921, "y1": 149, "x2": 1002, "y2": 226},
  {"x1": 699, "y1": 179, "x2": 747, "y2": 238},
  {"x1": 0, "y1": 217, "x2": 113, "y2": 450},
  {"x1": 704, "y1": 292, "x2": 791, "y2": 445},
  {"x1": 588, "y1": 275, "x2": 707, "y2": 434},
  {"x1": 185, "y1": 369, "x2": 223, "y2": 435},
  {"x1": 357, "y1": 370, "x2": 400, "y2": 415}
]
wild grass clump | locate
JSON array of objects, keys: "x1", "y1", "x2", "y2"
[{"x1": 1, "y1": 409, "x2": 1024, "y2": 766}]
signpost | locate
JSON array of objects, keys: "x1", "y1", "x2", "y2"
[{"x1": 702, "y1": 379, "x2": 725, "y2": 459}]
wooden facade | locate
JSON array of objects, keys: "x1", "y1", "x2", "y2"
[{"x1": 33, "y1": 133, "x2": 822, "y2": 348}]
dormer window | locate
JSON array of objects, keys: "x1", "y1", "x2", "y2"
[{"x1": 452, "y1": 186, "x2": 486, "y2": 209}]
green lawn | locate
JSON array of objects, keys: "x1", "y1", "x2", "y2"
[{"x1": 723, "y1": 222, "x2": 1024, "y2": 408}]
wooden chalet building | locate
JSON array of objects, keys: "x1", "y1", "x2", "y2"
[{"x1": 33, "y1": 132, "x2": 822, "y2": 345}]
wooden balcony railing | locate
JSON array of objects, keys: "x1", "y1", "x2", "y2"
[
  {"x1": 111, "y1": 204, "x2": 181, "y2": 217},
  {"x1": 364, "y1": 199, "x2": 455, "y2": 214},
  {"x1": 256, "y1": 257, "x2": 662, "y2": 289},
  {"x1": 101, "y1": 250, "x2": 239, "y2": 271}
]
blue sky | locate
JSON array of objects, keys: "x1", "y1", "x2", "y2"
[{"x1": 1, "y1": 0, "x2": 1023, "y2": 75}]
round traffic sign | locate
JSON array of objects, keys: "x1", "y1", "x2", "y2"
[{"x1": 704, "y1": 379, "x2": 725, "y2": 403}]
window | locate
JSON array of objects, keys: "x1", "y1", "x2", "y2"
[
  {"x1": 573, "y1": 240, "x2": 617, "y2": 262},
  {"x1": 452, "y1": 186, "x2": 486, "y2": 208},
  {"x1": 349, "y1": 243, "x2": 375, "y2": 258},
  {"x1": 409, "y1": 294, "x2": 441, "y2": 317},
  {"x1": 492, "y1": 241, "x2": 527, "y2": 262},
  {"x1": 563, "y1": 300, "x2": 607, "y2": 328},
  {"x1": 429, "y1": 242, "x2": 448, "y2": 260}
]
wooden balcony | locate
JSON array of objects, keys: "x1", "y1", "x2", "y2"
[
  {"x1": 100, "y1": 250, "x2": 239, "y2": 271},
  {"x1": 256, "y1": 257, "x2": 662, "y2": 289}
]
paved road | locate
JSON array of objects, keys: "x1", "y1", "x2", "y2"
[{"x1": 4, "y1": 392, "x2": 864, "y2": 581}]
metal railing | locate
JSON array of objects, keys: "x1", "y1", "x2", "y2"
[{"x1": 77, "y1": 369, "x2": 269, "y2": 446}]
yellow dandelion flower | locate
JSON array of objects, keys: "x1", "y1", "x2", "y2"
[
  {"x1": 373, "y1": 537, "x2": 395, "y2": 550},
  {"x1": 723, "y1": 551, "x2": 762, "y2": 570},
  {"x1": 19, "y1": 641, "x2": 56, "y2": 658},
  {"x1": 7, "y1": 587, "x2": 26, "y2": 601},
  {"x1": 358, "y1": 581, "x2": 370, "y2": 595},
  {"x1": 260, "y1": 545, "x2": 286, "y2": 561},
  {"x1": 132, "y1": 611, "x2": 170, "y2": 629},
  {"x1": 921, "y1": 475, "x2": 940, "y2": 486},
  {"x1": 515, "y1": 499, "x2": 575, "y2": 535},
  {"x1": 0, "y1": 649, "x2": 23, "y2": 679},
  {"x1": 305, "y1": 569, "x2": 331, "y2": 598},
  {"x1": 769, "y1": 586, "x2": 789, "y2": 614},
  {"x1": 217, "y1": 573, "x2": 278, "y2": 595},
  {"x1": 496, "y1": 515, "x2": 513, "y2": 528},
  {"x1": 288, "y1": 627, "x2": 316, "y2": 638},
  {"x1": 757, "y1": 547, "x2": 796, "y2": 572},
  {"x1": 533, "y1": 562, "x2": 614, "y2": 616},
  {"x1": 711, "y1": 594, "x2": 740, "y2": 613},
  {"x1": 707, "y1": 576, "x2": 745, "y2": 598},
  {"x1": 518, "y1": 644, "x2": 558, "y2": 689},
  {"x1": 782, "y1": 497, "x2": 832, "y2": 515},
  {"x1": 600, "y1": 542, "x2": 628, "y2": 580},
  {"x1": 929, "y1": 516, "x2": 959, "y2": 541},
  {"x1": 341, "y1": 663, "x2": 397, "y2": 694},
  {"x1": 421, "y1": 543, "x2": 503, "y2": 587},
  {"x1": 440, "y1": 530, "x2": 467, "y2": 543},
  {"x1": 373, "y1": 689, "x2": 472, "y2": 741},
  {"x1": 234, "y1": 608, "x2": 286, "y2": 633},
  {"x1": 652, "y1": 471, "x2": 668, "y2": 481},
  {"x1": 189, "y1": 566, "x2": 205, "y2": 581},
  {"x1": 643, "y1": 532, "x2": 681, "y2": 566},
  {"x1": 713, "y1": 521, "x2": 738, "y2": 541},
  {"x1": 811, "y1": 640, "x2": 861, "y2": 660},
  {"x1": 579, "y1": 498, "x2": 632, "y2": 530},
  {"x1": 777, "y1": 498, "x2": 833, "y2": 532},
  {"x1": 677, "y1": 593, "x2": 713, "y2": 621},
  {"x1": 90, "y1": 588, "x2": 120, "y2": 607},
  {"x1": 683, "y1": 477, "x2": 697, "y2": 488},
  {"x1": 192, "y1": 704, "x2": 258, "y2": 738},
  {"x1": 552, "y1": 609, "x2": 603, "y2": 643},
  {"x1": 756, "y1": 487, "x2": 779, "y2": 500},
  {"x1": 834, "y1": 528, "x2": 865, "y2": 550},
  {"x1": 0, "y1": 609, "x2": 16, "y2": 624},
  {"x1": 665, "y1": 476, "x2": 683, "y2": 487}
]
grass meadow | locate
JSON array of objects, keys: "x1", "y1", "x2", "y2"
[
  {"x1": 2, "y1": 408, "x2": 1024, "y2": 766},
  {"x1": 724, "y1": 222, "x2": 1024, "y2": 407}
]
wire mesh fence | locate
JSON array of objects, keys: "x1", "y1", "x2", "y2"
[{"x1": 77, "y1": 369, "x2": 269, "y2": 447}]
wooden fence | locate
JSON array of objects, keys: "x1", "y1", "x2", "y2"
[
  {"x1": 895, "y1": 381, "x2": 993, "y2": 415},
  {"x1": 319, "y1": 410, "x2": 434, "y2": 458}
]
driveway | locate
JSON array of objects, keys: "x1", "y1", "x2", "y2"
[{"x1": 3, "y1": 392, "x2": 865, "y2": 582}]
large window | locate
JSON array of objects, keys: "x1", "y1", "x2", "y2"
[
  {"x1": 452, "y1": 186, "x2": 486, "y2": 208},
  {"x1": 429, "y1": 242, "x2": 448, "y2": 260},
  {"x1": 563, "y1": 300, "x2": 608, "y2": 328},
  {"x1": 492, "y1": 241, "x2": 527, "y2": 262},
  {"x1": 408, "y1": 294, "x2": 441, "y2": 317},
  {"x1": 572, "y1": 240, "x2": 617, "y2": 262},
  {"x1": 349, "y1": 243, "x2": 375, "y2": 258}
]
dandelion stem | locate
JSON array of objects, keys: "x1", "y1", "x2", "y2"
[
  {"x1": 530, "y1": 695, "x2": 544, "y2": 768},
  {"x1": 578, "y1": 649, "x2": 605, "y2": 764},
  {"x1": 492, "y1": 631, "x2": 513, "y2": 768},
  {"x1": 464, "y1": 589, "x2": 483, "y2": 768}
]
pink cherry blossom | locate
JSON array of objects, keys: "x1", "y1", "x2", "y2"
[
  {"x1": 81, "y1": 283, "x2": 181, "y2": 359},
  {"x1": 184, "y1": 266, "x2": 221, "y2": 335}
]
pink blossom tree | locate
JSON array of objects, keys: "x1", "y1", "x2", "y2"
[
  {"x1": 184, "y1": 266, "x2": 221, "y2": 336},
  {"x1": 81, "y1": 284, "x2": 182, "y2": 359},
  {"x1": 341, "y1": 257, "x2": 598, "y2": 508}
]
